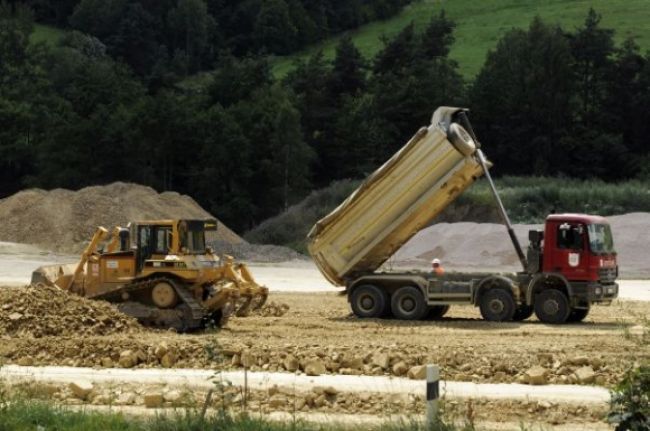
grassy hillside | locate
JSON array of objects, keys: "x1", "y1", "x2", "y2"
[
  {"x1": 31, "y1": 24, "x2": 65, "y2": 45},
  {"x1": 271, "y1": 0, "x2": 650, "y2": 79}
]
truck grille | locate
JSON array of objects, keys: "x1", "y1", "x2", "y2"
[{"x1": 599, "y1": 267, "x2": 617, "y2": 283}]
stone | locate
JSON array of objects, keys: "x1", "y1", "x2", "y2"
[
  {"x1": 143, "y1": 392, "x2": 164, "y2": 408},
  {"x1": 313, "y1": 386, "x2": 337, "y2": 396},
  {"x1": 341, "y1": 356, "x2": 364, "y2": 370},
  {"x1": 17, "y1": 356, "x2": 34, "y2": 366},
  {"x1": 358, "y1": 392, "x2": 372, "y2": 402},
  {"x1": 313, "y1": 394, "x2": 327, "y2": 408},
  {"x1": 283, "y1": 354, "x2": 299, "y2": 372},
  {"x1": 69, "y1": 381, "x2": 94, "y2": 400},
  {"x1": 268, "y1": 385, "x2": 280, "y2": 396},
  {"x1": 119, "y1": 350, "x2": 138, "y2": 368},
  {"x1": 268, "y1": 394, "x2": 286, "y2": 408},
  {"x1": 407, "y1": 365, "x2": 427, "y2": 380},
  {"x1": 304, "y1": 360, "x2": 326, "y2": 376},
  {"x1": 524, "y1": 366, "x2": 548, "y2": 385},
  {"x1": 568, "y1": 356, "x2": 590, "y2": 366},
  {"x1": 392, "y1": 361, "x2": 409, "y2": 376},
  {"x1": 240, "y1": 351, "x2": 255, "y2": 368},
  {"x1": 116, "y1": 392, "x2": 136, "y2": 405},
  {"x1": 160, "y1": 352, "x2": 177, "y2": 368},
  {"x1": 371, "y1": 352, "x2": 390, "y2": 370},
  {"x1": 163, "y1": 390, "x2": 182, "y2": 403},
  {"x1": 231, "y1": 354, "x2": 241, "y2": 366},
  {"x1": 100, "y1": 357, "x2": 113, "y2": 368},
  {"x1": 154, "y1": 342, "x2": 168, "y2": 360},
  {"x1": 574, "y1": 366, "x2": 596, "y2": 384},
  {"x1": 8, "y1": 312, "x2": 23, "y2": 321}
]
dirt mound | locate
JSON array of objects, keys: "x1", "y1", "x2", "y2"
[
  {"x1": 0, "y1": 285, "x2": 140, "y2": 338},
  {"x1": 0, "y1": 182, "x2": 244, "y2": 253},
  {"x1": 391, "y1": 212, "x2": 650, "y2": 277}
]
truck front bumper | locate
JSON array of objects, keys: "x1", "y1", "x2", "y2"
[{"x1": 572, "y1": 282, "x2": 618, "y2": 305}]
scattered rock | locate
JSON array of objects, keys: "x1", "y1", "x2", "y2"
[
  {"x1": 392, "y1": 361, "x2": 409, "y2": 376},
  {"x1": 341, "y1": 356, "x2": 364, "y2": 370},
  {"x1": 154, "y1": 342, "x2": 168, "y2": 360},
  {"x1": 119, "y1": 350, "x2": 138, "y2": 368},
  {"x1": 116, "y1": 392, "x2": 136, "y2": 405},
  {"x1": 160, "y1": 352, "x2": 177, "y2": 368},
  {"x1": 524, "y1": 366, "x2": 548, "y2": 385},
  {"x1": 163, "y1": 390, "x2": 183, "y2": 403},
  {"x1": 574, "y1": 366, "x2": 596, "y2": 384},
  {"x1": 17, "y1": 356, "x2": 34, "y2": 366},
  {"x1": 304, "y1": 360, "x2": 326, "y2": 376},
  {"x1": 69, "y1": 381, "x2": 94, "y2": 400},
  {"x1": 143, "y1": 392, "x2": 164, "y2": 408},
  {"x1": 283, "y1": 354, "x2": 299, "y2": 372},
  {"x1": 407, "y1": 365, "x2": 427, "y2": 380},
  {"x1": 371, "y1": 352, "x2": 390, "y2": 370},
  {"x1": 240, "y1": 351, "x2": 255, "y2": 368},
  {"x1": 100, "y1": 357, "x2": 113, "y2": 368}
]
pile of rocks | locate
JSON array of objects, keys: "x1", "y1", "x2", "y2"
[{"x1": 0, "y1": 285, "x2": 140, "y2": 338}]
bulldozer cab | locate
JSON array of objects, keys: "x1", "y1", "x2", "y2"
[{"x1": 132, "y1": 219, "x2": 217, "y2": 273}]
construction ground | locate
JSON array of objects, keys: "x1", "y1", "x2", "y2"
[{"x1": 0, "y1": 184, "x2": 648, "y2": 430}]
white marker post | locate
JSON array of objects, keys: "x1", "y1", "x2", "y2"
[{"x1": 426, "y1": 364, "x2": 440, "y2": 429}]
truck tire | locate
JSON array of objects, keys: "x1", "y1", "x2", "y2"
[
  {"x1": 567, "y1": 307, "x2": 590, "y2": 323},
  {"x1": 350, "y1": 285, "x2": 389, "y2": 318},
  {"x1": 534, "y1": 289, "x2": 570, "y2": 324},
  {"x1": 512, "y1": 305, "x2": 534, "y2": 321},
  {"x1": 427, "y1": 305, "x2": 450, "y2": 320},
  {"x1": 479, "y1": 289, "x2": 515, "y2": 321},
  {"x1": 391, "y1": 286, "x2": 428, "y2": 320}
]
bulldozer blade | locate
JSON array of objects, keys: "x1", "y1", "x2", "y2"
[
  {"x1": 250, "y1": 286, "x2": 269, "y2": 310},
  {"x1": 234, "y1": 296, "x2": 253, "y2": 317},
  {"x1": 31, "y1": 263, "x2": 75, "y2": 289}
]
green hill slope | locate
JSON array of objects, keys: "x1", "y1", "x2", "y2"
[
  {"x1": 271, "y1": 0, "x2": 650, "y2": 79},
  {"x1": 31, "y1": 24, "x2": 65, "y2": 45}
]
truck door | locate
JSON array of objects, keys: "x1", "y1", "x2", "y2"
[{"x1": 550, "y1": 222, "x2": 589, "y2": 281}]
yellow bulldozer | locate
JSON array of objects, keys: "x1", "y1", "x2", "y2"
[{"x1": 31, "y1": 219, "x2": 268, "y2": 330}]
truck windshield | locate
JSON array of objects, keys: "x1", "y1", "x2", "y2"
[{"x1": 587, "y1": 224, "x2": 615, "y2": 254}]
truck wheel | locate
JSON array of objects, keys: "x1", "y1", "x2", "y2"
[
  {"x1": 479, "y1": 289, "x2": 515, "y2": 321},
  {"x1": 350, "y1": 285, "x2": 389, "y2": 318},
  {"x1": 567, "y1": 307, "x2": 590, "y2": 323},
  {"x1": 512, "y1": 305, "x2": 534, "y2": 321},
  {"x1": 427, "y1": 305, "x2": 450, "y2": 320},
  {"x1": 534, "y1": 289, "x2": 570, "y2": 324},
  {"x1": 391, "y1": 286, "x2": 428, "y2": 320}
]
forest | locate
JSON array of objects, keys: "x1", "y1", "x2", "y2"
[{"x1": 1, "y1": 1, "x2": 649, "y2": 232}]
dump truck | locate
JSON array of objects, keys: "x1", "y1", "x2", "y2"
[
  {"x1": 308, "y1": 107, "x2": 618, "y2": 324},
  {"x1": 32, "y1": 219, "x2": 268, "y2": 330}
]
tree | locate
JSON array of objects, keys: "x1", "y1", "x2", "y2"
[
  {"x1": 254, "y1": 0, "x2": 296, "y2": 54},
  {"x1": 108, "y1": 2, "x2": 158, "y2": 76},
  {"x1": 373, "y1": 22, "x2": 418, "y2": 76},
  {"x1": 328, "y1": 35, "x2": 366, "y2": 97},
  {"x1": 420, "y1": 10, "x2": 455, "y2": 58},
  {"x1": 167, "y1": 0, "x2": 216, "y2": 72},
  {"x1": 208, "y1": 55, "x2": 272, "y2": 108},
  {"x1": 568, "y1": 8, "x2": 615, "y2": 127},
  {"x1": 470, "y1": 17, "x2": 574, "y2": 176}
]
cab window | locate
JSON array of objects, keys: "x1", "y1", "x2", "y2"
[
  {"x1": 154, "y1": 227, "x2": 172, "y2": 253},
  {"x1": 557, "y1": 223, "x2": 584, "y2": 250}
]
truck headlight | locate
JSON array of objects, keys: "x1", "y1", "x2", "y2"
[
  {"x1": 606, "y1": 286, "x2": 615, "y2": 295},
  {"x1": 594, "y1": 287, "x2": 602, "y2": 295}
]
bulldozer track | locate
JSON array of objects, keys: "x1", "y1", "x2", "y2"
[{"x1": 98, "y1": 277, "x2": 207, "y2": 331}]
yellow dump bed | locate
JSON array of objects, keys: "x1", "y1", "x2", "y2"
[{"x1": 307, "y1": 107, "x2": 487, "y2": 286}]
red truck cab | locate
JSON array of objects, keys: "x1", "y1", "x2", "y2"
[{"x1": 526, "y1": 214, "x2": 618, "y2": 314}]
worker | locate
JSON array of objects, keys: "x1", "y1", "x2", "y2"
[{"x1": 431, "y1": 258, "x2": 445, "y2": 276}]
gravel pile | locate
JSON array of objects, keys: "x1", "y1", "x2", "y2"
[{"x1": 0, "y1": 285, "x2": 140, "y2": 338}]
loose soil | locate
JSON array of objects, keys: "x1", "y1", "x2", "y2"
[
  {"x1": 0, "y1": 182, "x2": 244, "y2": 253},
  {"x1": 1, "y1": 290, "x2": 648, "y2": 389},
  {"x1": 2, "y1": 379, "x2": 609, "y2": 429}
]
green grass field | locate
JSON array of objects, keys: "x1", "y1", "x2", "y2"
[
  {"x1": 269, "y1": 0, "x2": 650, "y2": 79},
  {"x1": 30, "y1": 23, "x2": 65, "y2": 45}
]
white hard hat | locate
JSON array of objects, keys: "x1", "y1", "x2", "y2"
[{"x1": 432, "y1": 258, "x2": 441, "y2": 265}]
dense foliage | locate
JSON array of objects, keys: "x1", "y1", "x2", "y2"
[
  {"x1": 0, "y1": 2, "x2": 649, "y2": 232},
  {"x1": 23, "y1": 0, "x2": 408, "y2": 78}
]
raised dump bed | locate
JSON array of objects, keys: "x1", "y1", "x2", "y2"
[{"x1": 308, "y1": 107, "x2": 486, "y2": 286}]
